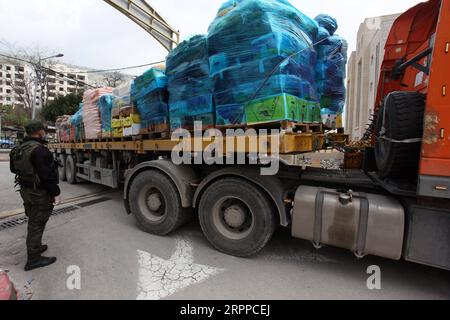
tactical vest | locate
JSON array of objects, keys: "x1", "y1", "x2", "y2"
[{"x1": 10, "y1": 140, "x2": 42, "y2": 188}]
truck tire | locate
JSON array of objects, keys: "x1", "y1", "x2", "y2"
[
  {"x1": 198, "y1": 178, "x2": 277, "y2": 257},
  {"x1": 58, "y1": 154, "x2": 67, "y2": 182},
  {"x1": 375, "y1": 91, "x2": 425, "y2": 179},
  {"x1": 65, "y1": 155, "x2": 78, "y2": 185},
  {"x1": 129, "y1": 171, "x2": 191, "y2": 236}
]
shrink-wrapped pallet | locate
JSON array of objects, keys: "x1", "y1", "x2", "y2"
[{"x1": 82, "y1": 88, "x2": 113, "y2": 140}]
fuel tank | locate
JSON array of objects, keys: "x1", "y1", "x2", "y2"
[{"x1": 292, "y1": 186, "x2": 405, "y2": 260}]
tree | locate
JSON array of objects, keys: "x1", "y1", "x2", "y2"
[
  {"x1": 41, "y1": 93, "x2": 83, "y2": 123},
  {"x1": 103, "y1": 72, "x2": 124, "y2": 87},
  {"x1": 0, "y1": 104, "x2": 31, "y2": 127}
]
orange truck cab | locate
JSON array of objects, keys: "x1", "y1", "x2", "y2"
[
  {"x1": 364, "y1": 0, "x2": 450, "y2": 269},
  {"x1": 374, "y1": 0, "x2": 450, "y2": 199}
]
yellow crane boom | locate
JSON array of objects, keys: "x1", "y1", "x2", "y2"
[{"x1": 103, "y1": 0, "x2": 179, "y2": 51}]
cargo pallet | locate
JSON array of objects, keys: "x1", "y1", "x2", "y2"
[{"x1": 50, "y1": 131, "x2": 326, "y2": 155}]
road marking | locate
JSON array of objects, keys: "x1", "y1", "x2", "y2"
[{"x1": 137, "y1": 238, "x2": 225, "y2": 300}]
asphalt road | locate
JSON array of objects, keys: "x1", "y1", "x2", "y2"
[{"x1": 0, "y1": 162, "x2": 449, "y2": 300}]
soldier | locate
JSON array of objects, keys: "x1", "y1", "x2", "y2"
[{"x1": 10, "y1": 120, "x2": 61, "y2": 271}]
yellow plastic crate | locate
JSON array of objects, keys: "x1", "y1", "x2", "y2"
[
  {"x1": 112, "y1": 127, "x2": 123, "y2": 138},
  {"x1": 111, "y1": 118, "x2": 122, "y2": 129},
  {"x1": 121, "y1": 114, "x2": 141, "y2": 127}
]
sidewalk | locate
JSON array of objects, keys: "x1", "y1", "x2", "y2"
[{"x1": 0, "y1": 150, "x2": 11, "y2": 162}]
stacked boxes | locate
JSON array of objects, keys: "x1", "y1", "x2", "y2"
[
  {"x1": 98, "y1": 95, "x2": 113, "y2": 138},
  {"x1": 70, "y1": 105, "x2": 85, "y2": 141},
  {"x1": 112, "y1": 82, "x2": 132, "y2": 138},
  {"x1": 121, "y1": 106, "x2": 141, "y2": 137},
  {"x1": 314, "y1": 14, "x2": 348, "y2": 129},
  {"x1": 82, "y1": 88, "x2": 113, "y2": 140},
  {"x1": 112, "y1": 81, "x2": 142, "y2": 138},
  {"x1": 55, "y1": 116, "x2": 71, "y2": 143},
  {"x1": 208, "y1": 0, "x2": 319, "y2": 126},
  {"x1": 167, "y1": 35, "x2": 214, "y2": 130},
  {"x1": 131, "y1": 68, "x2": 169, "y2": 134}
]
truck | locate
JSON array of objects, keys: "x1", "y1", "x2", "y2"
[{"x1": 49, "y1": 0, "x2": 450, "y2": 271}]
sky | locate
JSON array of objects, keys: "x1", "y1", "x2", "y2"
[{"x1": 0, "y1": 0, "x2": 425, "y2": 76}]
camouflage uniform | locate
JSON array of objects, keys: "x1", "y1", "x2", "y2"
[
  {"x1": 10, "y1": 125, "x2": 60, "y2": 263},
  {"x1": 20, "y1": 187, "x2": 54, "y2": 260}
]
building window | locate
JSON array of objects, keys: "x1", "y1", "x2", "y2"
[
  {"x1": 59, "y1": 81, "x2": 64, "y2": 85},
  {"x1": 6, "y1": 66, "x2": 11, "y2": 71},
  {"x1": 59, "y1": 88, "x2": 64, "y2": 92},
  {"x1": 6, "y1": 89, "x2": 11, "y2": 94},
  {"x1": 356, "y1": 60, "x2": 363, "y2": 124},
  {"x1": 6, "y1": 74, "x2": 11, "y2": 78}
]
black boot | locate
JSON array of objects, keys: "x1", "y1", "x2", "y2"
[
  {"x1": 24, "y1": 256, "x2": 57, "y2": 272},
  {"x1": 40, "y1": 245, "x2": 48, "y2": 254}
]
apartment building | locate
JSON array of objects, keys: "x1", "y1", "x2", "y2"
[
  {"x1": 345, "y1": 14, "x2": 400, "y2": 140},
  {"x1": 0, "y1": 57, "x2": 90, "y2": 109}
]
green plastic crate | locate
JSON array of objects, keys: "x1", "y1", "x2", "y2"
[
  {"x1": 300, "y1": 100, "x2": 321, "y2": 123},
  {"x1": 245, "y1": 94, "x2": 299, "y2": 125}
]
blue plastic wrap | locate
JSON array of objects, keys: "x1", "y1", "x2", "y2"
[
  {"x1": 207, "y1": 0, "x2": 319, "y2": 126},
  {"x1": 135, "y1": 89, "x2": 169, "y2": 120},
  {"x1": 70, "y1": 103, "x2": 84, "y2": 140},
  {"x1": 70, "y1": 105, "x2": 83, "y2": 126},
  {"x1": 315, "y1": 34, "x2": 348, "y2": 109},
  {"x1": 98, "y1": 94, "x2": 113, "y2": 134},
  {"x1": 166, "y1": 35, "x2": 209, "y2": 75},
  {"x1": 208, "y1": 0, "x2": 318, "y2": 70},
  {"x1": 315, "y1": 14, "x2": 338, "y2": 36},
  {"x1": 317, "y1": 26, "x2": 331, "y2": 42},
  {"x1": 132, "y1": 68, "x2": 170, "y2": 132},
  {"x1": 132, "y1": 69, "x2": 168, "y2": 100},
  {"x1": 314, "y1": 14, "x2": 348, "y2": 122},
  {"x1": 167, "y1": 35, "x2": 214, "y2": 130}
]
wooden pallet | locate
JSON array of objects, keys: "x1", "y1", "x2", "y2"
[{"x1": 217, "y1": 121, "x2": 324, "y2": 134}]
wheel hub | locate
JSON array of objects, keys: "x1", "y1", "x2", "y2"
[
  {"x1": 223, "y1": 205, "x2": 247, "y2": 228},
  {"x1": 147, "y1": 193, "x2": 162, "y2": 212}
]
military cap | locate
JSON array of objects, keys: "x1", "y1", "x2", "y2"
[{"x1": 25, "y1": 120, "x2": 45, "y2": 135}]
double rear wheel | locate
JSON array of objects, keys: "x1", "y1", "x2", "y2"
[{"x1": 198, "y1": 178, "x2": 277, "y2": 257}]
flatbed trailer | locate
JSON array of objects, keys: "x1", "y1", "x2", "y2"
[{"x1": 49, "y1": 129, "x2": 450, "y2": 271}]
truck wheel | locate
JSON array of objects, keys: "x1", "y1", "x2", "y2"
[
  {"x1": 58, "y1": 154, "x2": 67, "y2": 182},
  {"x1": 375, "y1": 91, "x2": 425, "y2": 179},
  {"x1": 198, "y1": 178, "x2": 277, "y2": 257},
  {"x1": 65, "y1": 155, "x2": 78, "y2": 185},
  {"x1": 129, "y1": 171, "x2": 191, "y2": 236}
]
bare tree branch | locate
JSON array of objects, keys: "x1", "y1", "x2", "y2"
[
  {"x1": 103, "y1": 72, "x2": 125, "y2": 87},
  {"x1": 1, "y1": 41, "x2": 61, "y2": 109}
]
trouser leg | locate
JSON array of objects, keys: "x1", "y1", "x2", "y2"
[{"x1": 21, "y1": 189, "x2": 54, "y2": 261}]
